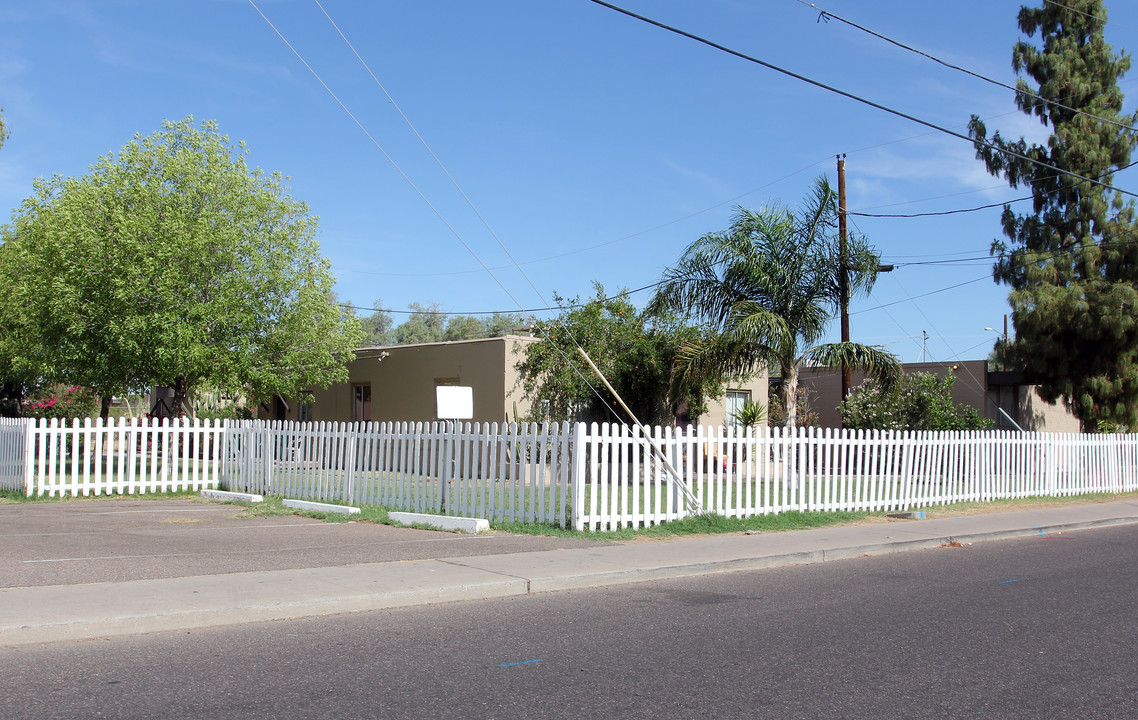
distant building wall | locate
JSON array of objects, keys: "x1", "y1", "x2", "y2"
[
  {"x1": 1017, "y1": 386, "x2": 1081, "y2": 433},
  {"x1": 702, "y1": 375, "x2": 769, "y2": 428},
  {"x1": 798, "y1": 360, "x2": 989, "y2": 429},
  {"x1": 296, "y1": 335, "x2": 767, "y2": 428},
  {"x1": 301, "y1": 336, "x2": 539, "y2": 426},
  {"x1": 792, "y1": 361, "x2": 1079, "y2": 433}
]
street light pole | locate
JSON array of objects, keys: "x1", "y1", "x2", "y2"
[{"x1": 985, "y1": 314, "x2": 1010, "y2": 343}]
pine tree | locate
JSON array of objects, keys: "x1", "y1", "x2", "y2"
[{"x1": 969, "y1": 0, "x2": 1138, "y2": 431}]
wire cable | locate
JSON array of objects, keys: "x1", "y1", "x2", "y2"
[
  {"x1": 585, "y1": 0, "x2": 1138, "y2": 200},
  {"x1": 851, "y1": 158, "x2": 1138, "y2": 217},
  {"x1": 250, "y1": 1, "x2": 632, "y2": 426},
  {"x1": 851, "y1": 199, "x2": 1025, "y2": 219},
  {"x1": 332, "y1": 154, "x2": 835, "y2": 279},
  {"x1": 850, "y1": 275, "x2": 991, "y2": 315},
  {"x1": 796, "y1": 0, "x2": 1138, "y2": 135},
  {"x1": 246, "y1": 0, "x2": 527, "y2": 314},
  {"x1": 336, "y1": 277, "x2": 680, "y2": 317},
  {"x1": 879, "y1": 273, "x2": 991, "y2": 391},
  {"x1": 311, "y1": 0, "x2": 549, "y2": 309}
]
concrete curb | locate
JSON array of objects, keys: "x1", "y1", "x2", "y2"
[
  {"x1": 2, "y1": 513, "x2": 1136, "y2": 647},
  {"x1": 441, "y1": 515, "x2": 1138, "y2": 594}
]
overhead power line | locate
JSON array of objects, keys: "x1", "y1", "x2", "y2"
[
  {"x1": 310, "y1": 0, "x2": 549, "y2": 310},
  {"x1": 585, "y1": 0, "x2": 1138, "y2": 200},
  {"x1": 850, "y1": 198, "x2": 1025, "y2": 218},
  {"x1": 850, "y1": 276, "x2": 991, "y2": 315},
  {"x1": 246, "y1": 0, "x2": 527, "y2": 314},
  {"x1": 252, "y1": 0, "x2": 633, "y2": 426},
  {"x1": 850, "y1": 158, "x2": 1138, "y2": 218},
  {"x1": 796, "y1": 0, "x2": 1138, "y2": 135},
  {"x1": 338, "y1": 278, "x2": 678, "y2": 317}
]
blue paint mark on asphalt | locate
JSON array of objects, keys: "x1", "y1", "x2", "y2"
[
  {"x1": 999, "y1": 579, "x2": 1020, "y2": 584},
  {"x1": 498, "y1": 659, "x2": 544, "y2": 668}
]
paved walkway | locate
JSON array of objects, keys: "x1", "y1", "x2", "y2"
[{"x1": 2, "y1": 497, "x2": 1136, "y2": 647}]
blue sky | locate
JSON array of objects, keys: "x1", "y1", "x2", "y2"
[{"x1": 3, "y1": 0, "x2": 1138, "y2": 365}]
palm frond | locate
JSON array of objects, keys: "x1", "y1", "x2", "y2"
[{"x1": 800, "y1": 342, "x2": 901, "y2": 385}]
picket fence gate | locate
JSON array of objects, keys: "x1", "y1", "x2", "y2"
[{"x1": 2, "y1": 417, "x2": 1136, "y2": 531}]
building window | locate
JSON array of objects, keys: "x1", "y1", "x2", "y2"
[
  {"x1": 726, "y1": 390, "x2": 751, "y2": 427},
  {"x1": 298, "y1": 400, "x2": 313, "y2": 423},
  {"x1": 352, "y1": 384, "x2": 371, "y2": 422}
]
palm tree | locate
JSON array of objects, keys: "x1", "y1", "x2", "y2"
[{"x1": 650, "y1": 177, "x2": 899, "y2": 428}]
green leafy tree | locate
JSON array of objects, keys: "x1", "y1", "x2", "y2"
[
  {"x1": 0, "y1": 358, "x2": 39, "y2": 418},
  {"x1": 392, "y1": 302, "x2": 448, "y2": 344},
  {"x1": 0, "y1": 107, "x2": 22, "y2": 416},
  {"x1": 968, "y1": 0, "x2": 1138, "y2": 432},
  {"x1": 381, "y1": 303, "x2": 527, "y2": 345},
  {"x1": 445, "y1": 312, "x2": 527, "y2": 341},
  {"x1": 650, "y1": 178, "x2": 899, "y2": 428},
  {"x1": 443, "y1": 315, "x2": 484, "y2": 342},
  {"x1": 0, "y1": 116, "x2": 362, "y2": 418},
  {"x1": 361, "y1": 299, "x2": 395, "y2": 346},
  {"x1": 517, "y1": 283, "x2": 723, "y2": 426},
  {"x1": 484, "y1": 312, "x2": 528, "y2": 337},
  {"x1": 840, "y1": 372, "x2": 994, "y2": 431}
]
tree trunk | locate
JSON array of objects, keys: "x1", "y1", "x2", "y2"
[
  {"x1": 172, "y1": 375, "x2": 189, "y2": 418},
  {"x1": 100, "y1": 394, "x2": 111, "y2": 422},
  {"x1": 783, "y1": 363, "x2": 799, "y2": 429}
]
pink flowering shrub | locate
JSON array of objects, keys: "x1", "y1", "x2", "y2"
[{"x1": 23, "y1": 385, "x2": 98, "y2": 420}]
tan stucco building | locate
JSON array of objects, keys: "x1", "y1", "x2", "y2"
[
  {"x1": 291, "y1": 335, "x2": 767, "y2": 428},
  {"x1": 790, "y1": 360, "x2": 1080, "y2": 432}
]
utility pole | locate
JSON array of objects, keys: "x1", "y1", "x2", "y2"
[{"x1": 837, "y1": 155, "x2": 851, "y2": 402}]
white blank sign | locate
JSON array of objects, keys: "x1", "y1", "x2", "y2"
[{"x1": 436, "y1": 386, "x2": 473, "y2": 420}]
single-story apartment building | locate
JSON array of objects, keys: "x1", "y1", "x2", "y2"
[
  {"x1": 789, "y1": 360, "x2": 1079, "y2": 432},
  {"x1": 284, "y1": 335, "x2": 767, "y2": 428}
]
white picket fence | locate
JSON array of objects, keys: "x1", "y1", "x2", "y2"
[
  {"x1": 220, "y1": 419, "x2": 578, "y2": 527},
  {"x1": 575, "y1": 424, "x2": 1138, "y2": 530},
  {"x1": 2, "y1": 418, "x2": 1136, "y2": 531},
  {"x1": 0, "y1": 417, "x2": 227, "y2": 497}
]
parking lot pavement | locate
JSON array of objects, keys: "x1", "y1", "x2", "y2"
[
  {"x1": 2, "y1": 496, "x2": 1137, "y2": 647},
  {"x1": 0, "y1": 497, "x2": 610, "y2": 589}
]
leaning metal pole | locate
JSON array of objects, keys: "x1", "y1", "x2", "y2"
[{"x1": 576, "y1": 347, "x2": 705, "y2": 516}]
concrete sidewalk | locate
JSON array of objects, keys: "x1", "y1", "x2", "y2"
[{"x1": 2, "y1": 499, "x2": 1137, "y2": 648}]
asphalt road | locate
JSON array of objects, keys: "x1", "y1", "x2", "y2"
[
  {"x1": 2, "y1": 523, "x2": 1135, "y2": 719},
  {"x1": 0, "y1": 498, "x2": 608, "y2": 587}
]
